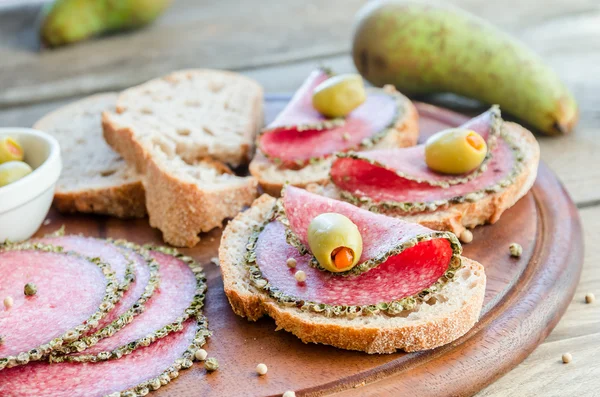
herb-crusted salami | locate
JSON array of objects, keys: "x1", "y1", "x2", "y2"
[
  {"x1": 257, "y1": 69, "x2": 403, "y2": 168},
  {"x1": 0, "y1": 315, "x2": 210, "y2": 397},
  {"x1": 0, "y1": 244, "x2": 120, "y2": 370},
  {"x1": 245, "y1": 187, "x2": 462, "y2": 316},
  {"x1": 51, "y1": 246, "x2": 206, "y2": 363},
  {"x1": 37, "y1": 236, "x2": 160, "y2": 356},
  {"x1": 330, "y1": 107, "x2": 526, "y2": 213}
]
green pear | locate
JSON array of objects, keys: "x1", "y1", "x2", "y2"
[
  {"x1": 352, "y1": 0, "x2": 578, "y2": 135},
  {"x1": 41, "y1": 0, "x2": 172, "y2": 47}
]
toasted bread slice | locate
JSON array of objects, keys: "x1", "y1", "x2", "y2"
[
  {"x1": 103, "y1": 70, "x2": 262, "y2": 247},
  {"x1": 308, "y1": 122, "x2": 540, "y2": 237},
  {"x1": 249, "y1": 91, "x2": 419, "y2": 197},
  {"x1": 33, "y1": 93, "x2": 146, "y2": 218},
  {"x1": 219, "y1": 194, "x2": 486, "y2": 353}
]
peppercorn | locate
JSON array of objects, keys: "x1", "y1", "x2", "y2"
[
  {"x1": 24, "y1": 283, "x2": 37, "y2": 296},
  {"x1": 204, "y1": 357, "x2": 219, "y2": 371}
]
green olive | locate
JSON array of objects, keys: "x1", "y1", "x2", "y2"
[
  {"x1": 0, "y1": 161, "x2": 33, "y2": 187},
  {"x1": 425, "y1": 129, "x2": 488, "y2": 174},
  {"x1": 0, "y1": 137, "x2": 24, "y2": 164},
  {"x1": 312, "y1": 74, "x2": 366, "y2": 118},
  {"x1": 307, "y1": 213, "x2": 363, "y2": 273}
]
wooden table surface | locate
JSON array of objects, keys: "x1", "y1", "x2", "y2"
[{"x1": 0, "y1": 1, "x2": 598, "y2": 395}]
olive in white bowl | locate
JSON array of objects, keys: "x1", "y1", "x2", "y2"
[{"x1": 0, "y1": 128, "x2": 62, "y2": 243}]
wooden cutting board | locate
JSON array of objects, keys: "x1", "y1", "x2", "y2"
[{"x1": 35, "y1": 97, "x2": 583, "y2": 397}]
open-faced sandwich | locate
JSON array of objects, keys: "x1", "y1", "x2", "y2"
[
  {"x1": 308, "y1": 106, "x2": 540, "y2": 239},
  {"x1": 220, "y1": 186, "x2": 486, "y2": 353},
  {"x1": 249, "y1": 68, "x2": 419, "y2": 196}
]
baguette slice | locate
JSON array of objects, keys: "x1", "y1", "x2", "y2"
[
  {"x1": 220, "y1": 194, "x2": 486, "y2": 353},
  {"x1": 250, "y1": 90, "x2": 419, "y2": 197},
  {"x1": 103, "y1": 70, "x2": 262, "y2": 247},
  {"x1": 33, "y1": 93, "x2": 146, "y2": 218},
  {"x1": 309, "y1": 122, "x2": 540, "y2": 237}
]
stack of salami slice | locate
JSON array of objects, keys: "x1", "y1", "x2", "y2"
[{"x1": 0, "y1": 235, "x2": 209, "y2": 397}]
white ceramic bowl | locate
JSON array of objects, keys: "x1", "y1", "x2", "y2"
[{"x1": 0, "y1": 128, "x2": 61, "y2": 243}]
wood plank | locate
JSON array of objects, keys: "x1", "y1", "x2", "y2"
[
  {"x1": 1, "y1": 0, "x2": 599, "y2": 107},
  {"x1": 476, "y1": 205, "x2": 600, "y2": 396},
  {"x1": 0, "y1": 0, "x2": 361, "y2": 107}
]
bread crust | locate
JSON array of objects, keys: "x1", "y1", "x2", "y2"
[
  {"x1": 249, "y1": 90, "x2": 420, "y2": 197},
  {"x1": 220, "y1": 194, "x2": 486, "y2": 353},
  {"x1": 53, "y1": 182, "x2": 146, "y2": 219},
  {"x1": 308, "y1": 122, "x2": 540, "y2": 236}
]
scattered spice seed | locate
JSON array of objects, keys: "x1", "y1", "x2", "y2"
[
  {"x1": 3, "y1": 296, "x2": 13, "y2": 310},
  {"x1": 342, "y1": 132, "x2": 351, "y2": 141},
  {"x1": 286, "y1": 258, "x2": 297, "y2": 268},
  {"x1": 204, "y1": 357, "x2": 219, "y2": 371},
  {"x1": 585, "y1": 293, "x2": 595, "y2": 304},
  {"x1": 24, "y1": 283, "x2": 37, "y2": 296},
  {"x1": 509, "y1": 243, "x2": 522, "y2": 257},
  {"x1": 256, "y1": 363, "x2": 268, "y2": 375},
  {"x1": 562, "y1": 353, "x2": 572, "y2": 364},
  {"x1": 210, "y1": 257, "x2": 220, "y2": 266},
  {"x1": 282, "y1": 391, "x2": 296, "y2": 397},
  {"x1": 459, "y1": 229, "x2": 473, "y2": 244},
  {"x1": 294, "y1": 270, "x2": 307, "y2": 283},
  {"x1": 194, "y1": 349, "x2": 208, "y2": 361}
]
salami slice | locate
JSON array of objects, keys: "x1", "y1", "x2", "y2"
[
  {"x1": 52, "y1": 246, "x2": 206, "y2": 363},
  {"x1": 37, "y1": 236, "x2": 159, "y2": 356},
  {"x1": 330, "y1": 108, "x2": 524, "y2": 212},
  {"x1": 38, "y1": 235, "x2": 134, "y2": 290},
  {"x1": 0, "y1": 244, "x2": 119, "y2": 370},
  {"x1": 246, "y1": 187, "x2": 462, "y2": 314},
  {"x1": 258, "y1": 68, "x2": 402, "y2": 168},
  {"x1": 0, "y1": 316, "x2": 210, "y2": 397}
]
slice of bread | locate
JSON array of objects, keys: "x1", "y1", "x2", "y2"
[
  {"x1": 308, "y1": 122, "x2": 540, "y2": 237},
  {"x1": 249, "y1": 90, "x2": 419, "y2": 197},
  {"x1": 104, "y1": 69, "x2": 263, "y2": 168},
  {"x1": 103, "y1": 70, "x2": 263, "y2": 247},
  {"x1": 33, "y1": 93, "x2": 146, "y2": 218},
  {"x1": 220, "y1": 194, "x2": 486, "y2": 353}
]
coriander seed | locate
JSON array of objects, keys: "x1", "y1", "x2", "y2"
[
  {"x1": 283, "y1": 391, "x2": 296, "y2": 397},
  {"x1": 562, "y1": 352, "x2": 572, "y2": 364},
  {"x1": 3, "y1": 296, "x2": 13, "y2": 309},
  {"x1": 194, "y1": 348, "x2": 208, "y2": 361},
  {"x1": 459, "y1": 229, "x2": 473, "y2": 244},
  {"x1": 286, "y1": 258, "x2": 297, "y2": 268},
  {"x1": 256, "y1": 363, "x2": 268, "y2": 375},
  {"x1": 585, "y1": 293, "x2": 595, "y2": 304},
  {"x1": 294, "y1": 270, "x2": 307, "y2": 283}
]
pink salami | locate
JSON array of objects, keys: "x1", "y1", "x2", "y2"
[
  {"x1": 37, "y1": 236, "x2": 157, "y2": 355},
  {"x1": 0, "y1": 246, "x2": 118, "y2": 368},
  {"x1": 60, "y1": 248, "x2": 201, "y2": 362},
  {"x1": 258, "y1": 69, "x2": 400, "y2": 168},
  {"x1": 250, "y1": 187, "x2": 461, "y2": 308},
  {"x1": 330, "y1": 107, "x2": 521, "y2": 208},
  {"x1": 38, "y1": 235, "x2": 132, "y2": 288},
  {"x1": 0, "y1": 319, "x2": 204, "y2": 397}
]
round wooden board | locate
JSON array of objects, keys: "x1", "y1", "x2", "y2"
[{"x1": 35, "y1": 98, "x2": 583, "y2": 397}]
